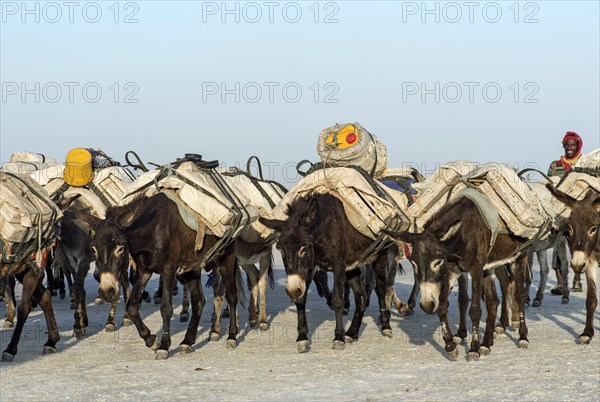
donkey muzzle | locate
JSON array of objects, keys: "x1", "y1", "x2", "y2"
[
  {"x1": 98, "y1": 273, "x2": 119, "y2": 303},
  {"x1": 285, "y1": 274, "x2": 306, "y2": 303}
]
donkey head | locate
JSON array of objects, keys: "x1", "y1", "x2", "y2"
[
  {"x1": 385, "y1": 220, "x2": 462, "y2": 314},
  {"x1": 547, "y1": 185, "x2": 600, "y2": 273},
  {"x1": 260, "y1": 196, "x2": 319, "y2": 303},
  {"x1": 90, "y1": 197, "x2": 148, "y2": 303}
]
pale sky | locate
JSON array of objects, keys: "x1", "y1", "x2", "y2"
[{"x1": 1, "y1": 0, "x2": 599, "y2": 185}]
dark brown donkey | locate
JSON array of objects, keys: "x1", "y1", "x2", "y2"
[
  {"x1": 260, "y1": 193, "x2": 397, "y2": 352},
  {"x1": 546, "y1": 185, "x2": 599, "y2": 344},
  {"x1": 90, "y1": 193, "x2": 241, "y2": 359},
  {"x1": 385, "y1": 195, "x2": 532, "y2": 361}
]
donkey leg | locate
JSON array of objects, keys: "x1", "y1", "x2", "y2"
[
  {"x1": 495, "y1": 266, "x2": 510, "y2": 335},
  {"x1": 533, "y1": 249, "x2": 549, "y2": 307},
  {"x1": 179, "y1": 276, "x2": 205, "y2": 353},
  {"x1": 331, "y1": 268, "x2": 347, "y2": 349},
  {"x1": 437, "y1": 286, "x2": 458, "y2": 361},
  {"x1": 72, "y1": 262, "x2": 90, "y2": 337},
  {"x1": 295, "y1": 280, "x2": 311, "y2": 353},
  {"x1": 456, "y1": 273, "x2": 469, "y2": 343},
  {"x1": 258, "y1": 252, "x2": 271, "y2": 331},
  {"x1": 105, "y1": 297, "x2": 118, "y2": 332},
  {"x1": 2, "y1": 277, "x2": 16, "y2": 328},
  {"x1": 126, "y1": 271, "x2": 157, "y2": 350},
  {"x1": 407, "y1": 264, "x2": 419, "y2": 312},
  {"x1": 579, "y1": 267, "x2": 597, "y2": 344},
  {"x1": 2, "y1": 268, "x2": 38, "y2": 361},
  {"x1": 344, "y1": 269, "x2": 367, "y2": 343},
  {"x1": 155, "y1": 272, "x2": 175, "y2": 359},
  {"x1": 480, "y1": 274, "x2": 499, "y2": 355},
  {"x1": 33, "y1": 276, "x2": 60, "y2": 355},
  {"x1": 373, "y1": 254, "x2": 393, "y2": 338},
  {"x1": 120, "y1": 275, "x2": 133, "y2": 326},
  {"x1": 386, "y1": 259, "x2": 410, "y2": 316},
  {"x1": 512, "y1": 255, "x2": 530, "y2": 348},
  {"x1": 525, "y1": 251, "x2": 534, "y2": 306},
  {"x1": 179, "y1": 286, "x2": 190, "y2": 323},
  {"x1": 467, "y1": 269, "x2": 484, "y2": 361},
  {"x1": 220, "y1": 251, "x2": 240, "y2": 349},
  {"x1": 242, "y1": 263, "x2": 260, "y2": 328},
  {"x1": 209, "y1": 272, "x2": 225, "y2": 341}
]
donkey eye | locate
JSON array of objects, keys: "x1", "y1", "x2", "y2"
[
  {"x1": 431, "y1": 259, "x2": 444, "y2": 272},
  {"x1": 298, "y1": 246, "x2": 309, "y2": 257},
  {"x1": 91, "y1": 246, "x2": 99, "y2": 260},
  {"x1": 590, "y1": 226, "x2": 598, "y2": 237},
  {"x1": 114, "y1": 245, "x2": 125, "y2": 256}
]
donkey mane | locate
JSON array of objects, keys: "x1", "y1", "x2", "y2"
[
  {"x1": 424, "y1": 196, "x2": 472, "y2": 233},
  {"x1": 284, "y1": 195, "x2": 313, "y2": 220},
  {"x1": 105, "y1": 193, "x2": 147, "y2": 220}
]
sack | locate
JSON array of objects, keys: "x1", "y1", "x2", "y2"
[
  {"x1": 273, "y1": 166, "x2": 411, "y2": 240},
  {"x1": 64, "y1": 148, "x2": 93, "y2": 187},
  {"x1": 466, "y1": 163, "x2": 550, "y2": 238},
  {"x1": 408, "y1": 161, "x2": 479, "y2": 229},
  {"x1": 218, "y1": 167, "x2": 287, "y2": 242},
  {"x1": 0, "y1": 172, "x2": 62, "y2": 263},
  {"x1": 121, "y1": 161, "x2": 258, "y2": 239},
  {"x1": 573, "y1": 148, "x2": 600, "y2": 176},
  {"x1": 317, "y1": 123, "x2": 388, "y2": 179},
  {"x1": 552, "y1": 171, "x2": 600, "y2": 226}
]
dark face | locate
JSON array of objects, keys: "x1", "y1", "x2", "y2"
[
  {"x1": 90, "y1": 219, "x2": 130, "y2": 303},
  {"x1": 276, "y1": 229, "x2": 315, "y2": 303},
  {"x1": 564, "y1": 195, "x2": 600, "y2": 273},
  {"x1": 410, "y1": 232, "x2": 449, "y2": 314},
  {"x1": 563, "y1": 139, "x2": 579, "y2": 158}
]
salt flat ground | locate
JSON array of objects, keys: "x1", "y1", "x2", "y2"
[{"x1": 0, "y1": 257, "x2": 599, "y2": 401}]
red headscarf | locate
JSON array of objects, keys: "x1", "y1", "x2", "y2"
[{"x1": 559, "y1": 131, "x2": 583, "y2": 170}]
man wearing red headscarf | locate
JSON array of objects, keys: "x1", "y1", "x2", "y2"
[
  {"x1": 548, "y1": 131, "x2": 584, "y2": 295},
  {"x1": 548, "y1": 131, "x2": 583, "y2": 177}
]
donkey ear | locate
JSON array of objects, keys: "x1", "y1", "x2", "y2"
[
  {"x1": 546, "y1": 183, "x2": 577, "y2": 208},
  {"x1": 593, "y1": 197, "x2": 600, "y2": 215},
  {"x1": 259, "y1": 217, "x2": 286, "y2": 233},
  {"x1": 436, "y1": 221, "x2": 462, "y2": 242},
  {"x1": 301, "y1": 197, "x2": 319, "y2": 226},
  {"x1": 382, "y1": 229, "x2": 416, "y2": 245},
  {"x1": 79, "y1": 212, "x2": 100, "y2": 229}
]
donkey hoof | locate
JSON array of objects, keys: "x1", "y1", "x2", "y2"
[
  {"x1": 209, "y1": 332, "x2": 221, "y2": 342},
  {"x1": 122, "y1": 317, "x2": 134, "y2": 327},
  {"x1": 342, "y1": 308, "x2": 349, "y2": 316},
  {"x1": 1, "y1": 352, "x2": 14, "y2": 362},
  {"x1": 226, "y1": 339, "x2": 237, "y2": 349},
  {"x1": 73, "y1": 328, "x2": 85, "y2": 338},
  {"x1": 447, "y1": 347, "x2": 459, "y2": 361},
  {"x1": 332, "y1": 340, "x2": 345, "y2": 350},
  {"x1": 561, "y1": 297, "x2": 569, "y2": 305},
  {"x1": 221, "y1": 310, "x2": 230, "y2": 319},
  {"x1": 249, "y1": 320, "x2": 258, "y2": 329},
  {"x1": 155, "y1": 350, "x2": 169, "y2": 360},
  {"x1": 179, "y1": 313, "x2": 189, "y2": 323},
  {"x1": 179, "y1": 344, "x2": 193, "y2": 354},
  {"x1": 59, "y1": 292, "x2": 66, "y2": 300},
  {"x1": 42, "y1": 346, "x2": 57, "y2": 355},
  {"x1": 579, "y1": 335, "x2": 591, "y2": 345},
  {"x1": 150, "y1": 337, "x2": 160, "y2": 351},
  {"x1": 94, "y1": 297, "x2": 104, "y2": 305},
  {"x1": 382, "y1": 329, "x2": 393, "y2": 338},
  {"x1": 297, "y1": 340, "x2": 311, "y2": 353},
  {"x1": 453, "y1": 336, "x2": 464, "y2": 345},
  {"x1": 105, "y1": 323, "x2": 116, "y2": 333},
  {"x1": 259, "y1": 323, "x2": 269, "y2": 331},
  {"x1": 532, "y1": 299, "x2": 542, "y2": 308},
  {"x1": 70, "y1": 302, "x2": 76, "y2": 310},
  {"x1": 402, "y1": 309, "x2": 415, "y2": 317},
  {"x1": 3, "y1": 321, "x2": 14, "y2": 329},
  {"x1": 479, "y1": 346, "x2": 491, "y2": 356},
  {"x1": 466, "y1": 351, "x2": 480, "y2": 362},
  {"x1": 495, "y1": 327, "x2": 506, "y2": 336},
  {"x1": 511, "y1": 321, "x2": 520, "y2": 330},
  {"x1": 518, "y1": 340, "x2": 529, "y2": 349},
  {"x1": 154, "y1": 298, "x2": 162, "y2": 305},
  {"x1": 343, "y1": 335, "x2": 354, "y2": 344}
]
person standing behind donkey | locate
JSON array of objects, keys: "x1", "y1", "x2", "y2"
[{"x1": 547, "y1": 131, "x2": 584, "y2": 295}]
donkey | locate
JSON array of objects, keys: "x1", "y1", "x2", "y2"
[
  {"x1": 52, "y1": 202, "x2": 133, "y2": 336},
  {"x1": 546, "y1": 185, "x2": 599, "y2": 344},
  {"x1": 0, "y1": 276, "x2": 16, "y2": 328},
  {"x1": 261, "y1": 193, "x2": 398, "y2": 352},
  {"x1": 90, "y1": 193, "x2": 241, "y2": 359},
  {"x1": 385, "y1": 195, "x2": 532, "y2": 361}
]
